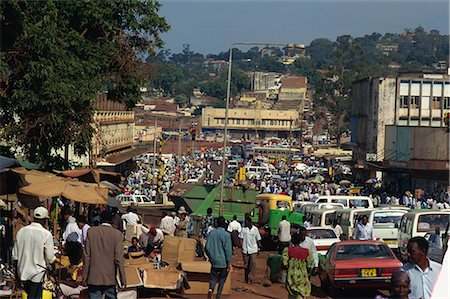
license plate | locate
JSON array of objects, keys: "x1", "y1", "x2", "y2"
[
  {"x1": 384, "y1": 239, "x2": 397, "y2": 245},
  {"x1": 361, "y1": 268, "x2": 377, "y2": 277}
]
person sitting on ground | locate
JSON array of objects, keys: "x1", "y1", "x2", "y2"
[{"x1": 128, "y1": 237, "x2": 141, "y2": 253}]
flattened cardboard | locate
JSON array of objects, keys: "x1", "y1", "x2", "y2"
[
  {"x1": 181, "y1": 261, "x2": 232, "y2": 295},
  {"x1": 143, "y1": 268, "x2": 182, "y2": 290}
]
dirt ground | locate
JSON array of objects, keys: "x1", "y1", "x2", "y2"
[{"x1": 136, "y1": 209, "x2": 388, "y2": 299}]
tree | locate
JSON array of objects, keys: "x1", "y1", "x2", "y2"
[{"x1": 0, "y1": 0, "x2": 169, "y2": 168}]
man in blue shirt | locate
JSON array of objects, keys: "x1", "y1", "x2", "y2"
[{"x1": 205, "y1": 216, "x2": 232, "y2": 299}]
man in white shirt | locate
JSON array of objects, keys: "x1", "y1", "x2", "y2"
[
  {"x1": 353, "y1": 215, "x2": 375, "y2": 240},
  {"x1": 331, "y1": 219, "x2": 344, "y2": 239},
  {"x1": 278, "y1": 215, "x2": 291, "y2": 253},
  {"x1": 63, "y1": 212, "x2": 82, "y2": 243},
  {"x1": 402, "y1": 237, "x2": 441, "y2": 299},
  {"x1": 160, "y1": 212, "x2": 176, "y2": 236},
  {"x1": 76, "y1": 215, "x2": 90, "y2": 245},
  {"x1": 12, "y1": 207, "x2": 56, "y2": 299},
  {"x1": 298, "y1": 226, "x2": 318, "y2": 271},
  {"x1": 239, "y1": 217, "x2": 261, "y2": 284},
  {"x1": 121, "y1": 207, "x2": 141, "y2": 225},
  {"x1": 227, "y1": 215, "x2": 242, "y2": 254}
]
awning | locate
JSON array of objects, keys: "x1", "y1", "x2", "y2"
[
  {"x1": 55, "y1": 168, "x2": 121, "y2": 183},
  {"x1": 103, "y1": 148, "x2": 148, "y2": 165}
]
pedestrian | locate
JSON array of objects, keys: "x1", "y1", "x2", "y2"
[
  {"x1": 298, "y1": 226, "x2": 318, "y2": 273},
  {"x1": 331, "y1": 218, "x2": 344, "y2": 240},
  {"x1": 63, "y1": 211, "x2": 82, "y2": 243},
  {"x1": 205, "y1": 216, "x2": 232, "y2": 299},
  {"x1": 127, "y1": 237, "x2": 141, "y2": 253},
  {"x1": 401, "y1": 237, "x2": 441, "y2": 299},
  {"x1": 111, "y1": 208, "x2": 123, "y2": 232},
  {"x1": 175, "y1": 208, "x2": 189, "y2": 238},
  {"x1": 160, "y1": 212, "x2": 176, "y2": 236},
  {"x1": 83, "y1": 210, "x2": 126, "y2": 299},
  {"x1": 239, "y1": 217, "x2": 262, "y2": 284},
  {"x1": 12, "y1": 207, "x2": 56, "y2": 299},
  {"x1": 278, "y1": 215, "x2": 291, "y2": 254},
  {"x1": 227, "y1": 215, "x2": 242, "y2": 255},
  {"x1": 375, "y1": 271, "x2": 412, "y2": 299},
  {"x1": 353, "y1": 215, "x2": 375, "y2": 240},
  {"x1": 302, "y1": 216, "x2": 310, "y2": 228},
  {"x1": 76, "y1": 215, "x2": 90, "y2": 245},
  {"x1": 121, "y1": 206, "x2": 141, "y2": 226},
  {"x1": 282, "y1": 232, "x2": 313, "y2": 299},
  {"x1": 200, "y1": 208, "x2": 214, "y2": 240}
]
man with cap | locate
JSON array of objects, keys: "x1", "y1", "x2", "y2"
[
  {"x1": 12, "y1": 206, "x2": 56, "y2": 299},
  {"x1": 83, "y1": 210, "x2": 126, "y2": 299},
  {"x1": 176, "y1": 206, "x2": 189, "y2": 238}
]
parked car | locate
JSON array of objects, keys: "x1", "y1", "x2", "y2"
[
  {"x1": 116, "y1": 194, "x2": 155, "y2": 207},
  {"x1": 306, "y1": 227, "x2": 340, "y2": 256},
  {"x1": 319, "y1": 241, "x2": 402, "y2": 295}
]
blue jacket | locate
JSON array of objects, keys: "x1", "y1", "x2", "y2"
[{"x1": 205, "y1": 227, "x2": 232, "y2": 268}]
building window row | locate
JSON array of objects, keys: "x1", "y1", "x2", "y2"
[
  {"x1": 399, "y1": 95, "x2": 450, "y2": 109},
  {"x1": 214, "y1": 118, "x2": 293, "y2": 126}
]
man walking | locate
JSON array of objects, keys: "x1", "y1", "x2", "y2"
[
  {"x1": 205, "y1": 216, "x2": 232, "y2": 299},
  {"x1": 239, "y1": 217, "x2": 261, "y2": 284},
  {"x1": 298, "y1": 226, "x2": 318, "y2": 274},
  {"x1": 12, "y1": 207, "x2": 56, "y2": 299},
  {"x1": 278, "y1": 215, "x2": 291, "y2": 253},
  {"x1": 402, "y1": 237, "x2": 441, "y2": 299},
  {"x1": 353, "y1": 215, "x2": 375, "y2": 240},
  {"x1": 83, "y1": 210, "x2": 126, "y2": 299}
]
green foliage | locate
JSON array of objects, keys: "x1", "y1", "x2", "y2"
[{"x1": 0, "y1": 0, "x2": 169, "y2": 168}]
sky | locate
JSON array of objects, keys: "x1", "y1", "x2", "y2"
[{"x1": 158, "y1": 0, "x2": 450, "y2": 55}]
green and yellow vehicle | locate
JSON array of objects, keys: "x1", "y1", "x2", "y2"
[{"x1": 256, "y1": 194, "x2": 303, "y2": 236}]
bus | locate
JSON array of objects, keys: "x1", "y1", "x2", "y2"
[{"x1": 253, "y1": 146, "x2": 301, "y2": 157}]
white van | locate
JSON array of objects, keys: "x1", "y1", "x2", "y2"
[
  {"x1": 335, "y1": 208, "x2": 375, "y2": 240},
  {"x1": 398, "y1": 210, "x2": 450, "y2": 261},
  {"x1": 315, "y1": 196, "x2": 373, "y2": 209},
  {"x1": 116, "y1": 194, "x2": 155, "y2": 207},
  {"x1": 245, "y1": 166, "x2": 270, "y2": 180},
  {"x1": 309, "y1": 209, "x2": 339, "y2": 228},
  {"x1": 356, "y1": 208, "x2": 408, "y2": 250}
]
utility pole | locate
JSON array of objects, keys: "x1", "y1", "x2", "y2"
[
  {"x1": 178, "y1": 119, "x2": 182, "y2": 159},
  {"x1": 153, "y1": 117, "x2": 157, "y2": 170}
]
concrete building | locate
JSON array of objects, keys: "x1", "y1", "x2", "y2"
[
  {"x1": 201, "y1": 106, "x2": 302, "y2": 139},
  {"x1": 351, "y1": 72, "x2": 450, "y2": 194},
  {"x1": 249, "y1": 72, "x2": 281, "y2": 91},
  {"x1": 279, "y1": 76, "x2": 307, "y2": 100}
]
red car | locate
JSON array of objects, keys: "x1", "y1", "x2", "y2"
[{"x1": 319, "y1": 241, "x2": 402, "y2": 294}]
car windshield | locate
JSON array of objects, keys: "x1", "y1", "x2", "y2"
[
  {"x1": 417, "y1": 214, "x2": 449, "y2": 232},
  {"x1": 373, "y1": 212, "x2": 404, "y2": 228},
  {"x1": 307, "y1": 229, "x2": 337, "y2": 239},
  {"x1": 335, "y1": 244, "x2": 393, "y2": 260}
]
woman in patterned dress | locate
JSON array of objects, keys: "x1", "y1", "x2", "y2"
[{"x1": 282, "y1": 232, "x2": 313, "y2": 299}]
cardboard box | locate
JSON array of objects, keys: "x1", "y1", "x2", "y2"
[
  {"x1": 161, "y1": 236, "x2": 197, "y2": 264},
  {"x1": 181, "y1": 261, "x2": 232, "y2": 295},
  {"x1": 143, "y1": 268, "x2": 183, "y2": 290}
]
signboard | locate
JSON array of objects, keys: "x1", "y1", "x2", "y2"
[{"x1": 366, "y1": 153, "x2": 377, "y2": 162}]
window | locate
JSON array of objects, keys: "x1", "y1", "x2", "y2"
[
  {"x1": 417, "y1": 214, "x2": 449, "y2": 232},
  {"x1": 373, "y1": 212, "x2": 404, "y2": 228},
  {"x1": 410, "y1": 96, "x2": 420, "y2": 108},
  {"x1": 276, "y1": 200, "x2": 290, "y2": 211},
  {"x1": 444, "y1": 97, "x2": 450, "y2": 109},
  {"x1": 236, "y1": 119, "x2": 241, "y2": 125},
  {"x1": 432, "y1": 96, "x2": 442, "y2": 109},
  {"x1": 400, "y1": 96, "x2": 408, "y2": 108}
]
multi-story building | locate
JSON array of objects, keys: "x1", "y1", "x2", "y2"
[
  {"x1": 351, "y1": 72, "x2": 449, "y2": 194},
  {"x1": 249, "y1": 72, "x2": 281, "y2": 91},
  {"x1": 201, "y1": 106, "x2": 302, "y2": 139},
  {"x1": 279, "y1": 76, "x2": 307, "y2": 100}
]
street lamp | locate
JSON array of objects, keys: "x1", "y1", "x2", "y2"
[{"x1": 218, "y1": 42, "x2": 289, "y2": 216}]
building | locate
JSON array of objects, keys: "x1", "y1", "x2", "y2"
[
  {"x1": 249, "y1": 72, "x2": 281, "y2": 91},
  {"x1": 279, "y1": 76, "x2": 307, "y2": 100},
  {"x1": 201, "y1": 106, "x2": 302, "y2": 140},
  {"x1": 351, "y1": 72, "x2": 450, "y2": 194}
]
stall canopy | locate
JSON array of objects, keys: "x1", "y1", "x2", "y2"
[
  {"x1": 11, "y1": 168, "x2": 108, "y2": 204},
  {"x1": 55, "y1": 168, "x2": 121, "y2": 184}
]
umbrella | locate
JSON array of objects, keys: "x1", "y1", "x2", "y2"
[
  {"x1": 294, "y1": 178, "x2": 306, "y2": 183},
  {"x1": 55, "y1": 168, "x2": 121, "y2": 183},
  {"x1": 100, "y1": 180, "x2": 121, "y2": 191},
  {"x1": 339, "y1": 179, "x2": 351, "y2": 185},
  {"x1": 308, "y1": 179, "x2": 322, "y2": 184},
  {"x1": 329, "y1": 183, "x2": 340, "y2": 189},
  {"x1": 108, "y1": 196, "x2": 125, "y2": 212},
  {"x1": 314, "y1": 175, "x2": 325, "y2": 182},
  {"x1": 19, "y1": 177, "x2": 107, "y2": 204}
]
